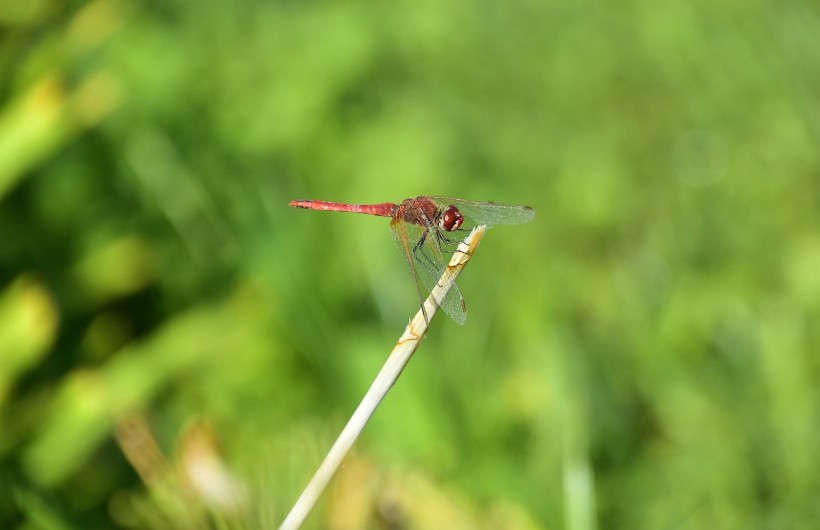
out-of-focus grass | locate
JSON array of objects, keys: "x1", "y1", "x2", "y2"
[{"x1": 1, "y1": 0, "x2": 819, "y2": 528}]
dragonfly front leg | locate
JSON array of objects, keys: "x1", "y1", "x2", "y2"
[{"x1": 434, "y1": 228, "x2": 468, "y2": 256}]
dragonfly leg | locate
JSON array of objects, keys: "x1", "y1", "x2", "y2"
[
  {"x1": 412, "y1": 230, "x2": 439, "y2": 270},
  {"x1": 435, "y1": 229, "x2": 469, "y2": 256},
  {"x1": 412, "y1": 229, "x2": 455, "y2": 290}
]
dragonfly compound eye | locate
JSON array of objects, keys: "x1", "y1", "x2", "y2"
[{"x1": 440, "y1": 206, "x2": 464, "y2": 231}]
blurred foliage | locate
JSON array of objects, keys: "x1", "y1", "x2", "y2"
[{"x1": 1, "y1": 0, "x2": 820, "y2": 528}]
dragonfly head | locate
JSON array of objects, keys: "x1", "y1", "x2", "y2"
[{"x1": 439, "y1": 205, "x2": 464, "y2": 232}]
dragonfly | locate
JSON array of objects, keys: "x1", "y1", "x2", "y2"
[{"x1": 288, "y1": 196, "x2": 535, "y2": 325}]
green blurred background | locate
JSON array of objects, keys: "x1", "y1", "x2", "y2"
[{"x1": 2, "y1": 0, "x2": 819, "y2": 528}]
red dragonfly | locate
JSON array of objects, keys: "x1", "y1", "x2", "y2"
[{"x1": 289, "y1": 196, "x2": 535, "y2": 325}]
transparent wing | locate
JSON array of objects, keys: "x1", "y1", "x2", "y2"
[
  {"x1": 429, "y1": 197, "x2": 535, "y2": 227},
  {"x1": 390, "y1": 215, "x2": 467, "y2": 325}
]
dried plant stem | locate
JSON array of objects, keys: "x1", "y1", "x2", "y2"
[{"x1": 278, "y1": 226, "x2": 487, "y2": 530}]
